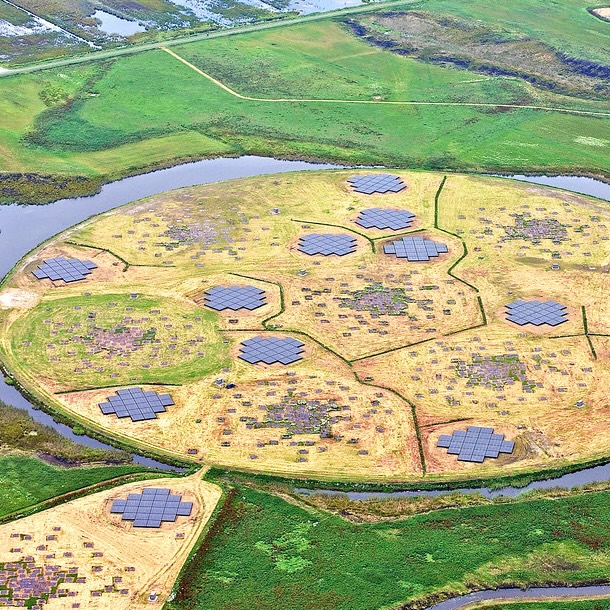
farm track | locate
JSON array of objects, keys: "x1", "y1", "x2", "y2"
[{"x1": 161, "y1": 47, "x2": 610, "y2": 118}]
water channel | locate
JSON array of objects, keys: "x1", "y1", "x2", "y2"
[{"x1": 427, "y1": 585, "x2": 610, "y2": 609}]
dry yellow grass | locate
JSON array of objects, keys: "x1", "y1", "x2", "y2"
[
  {"x1": 59, "y1": 335, "x2": 422, "y2": 481},
  {"x1": 1, "y1": 170, "x2": 610, "y2": 483},
  {"x1": 0, "y1": 473, "x2": 220, "y2": 609}
]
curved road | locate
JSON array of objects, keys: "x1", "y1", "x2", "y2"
[{"x1": 161, "y1": 46, "x2": 610, "y2": 118}]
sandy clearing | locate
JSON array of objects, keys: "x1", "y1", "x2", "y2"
[
  {"x1": 592, "y1": 7, "x2": 610, "y2": 20},
  {"x1": 0, "y1": 288, "x2": 39, "y2": 309},
  {"x1": 0, "y1": 472, "x2": 221, "y2": 609}
]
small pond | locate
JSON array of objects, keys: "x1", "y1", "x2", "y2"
[{"x1": 92, "y1": 10, "x2": 146, "y2": 37}]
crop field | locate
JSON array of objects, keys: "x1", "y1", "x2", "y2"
[
  {"x1": 0, "y1": 473, "x2": 220, "y2": 608},
  {"x1": 167, "y1": 482, "x2": 610, "y2": 610},
  {"x1": 1, "y1": 170, "x2": 610, "y2": 484},
  {"x1": 1, "y1": 12, "x2": 610, "y2": 203}
]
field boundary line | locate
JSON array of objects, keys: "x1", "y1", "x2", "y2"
[
  {"x1": 160, "y1": 48, "x2": 610, "y2": 118},
  {"x1": 65, "y1": 240, "x2": 176, "y2": 270},
  {"x1": 228, "y1": 272, "x2": 285, "y2": 327},
  {"x1": 582, "y1": 305, "x2": 598, "y2": 359},
  {"x1": 290, "y1": 218, "x2": 376, "y2": 252}
]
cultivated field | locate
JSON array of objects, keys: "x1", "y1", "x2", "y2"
[
  {"x1": 1, "y1": 170, "x2": 610, "y2": 483},
  {"x1": 0, "y1": 472, "x2": 220, "y2": 608}
]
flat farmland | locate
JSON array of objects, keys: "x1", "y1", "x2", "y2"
[{"x1": 1, "y1": 12, "x2": 610, "y2": 204}]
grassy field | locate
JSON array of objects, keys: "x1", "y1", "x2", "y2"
[
  {"x1": 348, "y1": 9, "x2": 610, "y2": 101},
  {"x1": 175, "y1": 21, "x2": 540, "y2": 104},
  {"x1": 7, "y1": 293, "x2": 229, "y2": 390},
  {"x1": 2, "y1": 170, "x2": 610, "y2": 484},
  {"x1": 168, "y1": 482, "x2": 610, "y2": 610},
  {"x1": 0, "y1": 455, "x2": 151, "y2": 518},
  {"x1": 411, "y1": 0, "x2": 610, "y2": 66},
  {"x1": 0, "y1": 13, "x2": 609, "y2": 203},
  {"x1": 0, "y1": 397, "x2": 157, "y2": 523}
]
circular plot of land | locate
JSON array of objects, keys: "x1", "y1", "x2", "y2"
[{"x1": 1, "y1": 170, "x2": 609, "y2": 484}]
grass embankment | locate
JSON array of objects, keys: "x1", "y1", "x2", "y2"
[
  {"x1": 168, "y1": 482, "x2": 610, "y2": 610},
  {"x1": 1, "y1": 14, "x2": 610, "y2": 203},
  {"x1": 0, "y1": 398, "x2": 129, "y2": 463},
  {"x1": 349, "y1": 0, "x2": 610, "y2": 101},
  {"x1": 0, "y1": 398, "x2": 158, "y2": 519},
  {"x1": 408, "y1": 0, "x2": 610, "y2": 66},
  {"x1": 298, "y1": 481, "x2": 610, "y2": 522}
]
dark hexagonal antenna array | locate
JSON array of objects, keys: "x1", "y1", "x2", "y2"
[
  {"x1": 238, "y1": 336, "x2": 305, "y2": 365},
  {"x1": 355, "y1": 208, "x2": 416, "y2": 231},
  {"x1": 297, "y1": 233, "x2": 357, "y2": 256},
  {"x1": 98, "y1": 388, "x2": 174, "y2": 422},
  {"x1": 384, "y1": 236, "x2": 448, "y2": 261},
  {"x1": 437, "y1": 426, "x2": 515, "y2": 463},
  {"x1": 505, "y1": 300, "x2": 568, "y2": 326},
  {"x1": 347, "y1": 174, "x2": 406, "y2": 195},
  {"x1": 32, "y1": 257, "x2": 97, "y2": 283},
  {"x1": 204, "y1": 285, "x2": 267, "y2": 311},
  {"x1": 110, "y1": 488, "x2": 193, "y2": 528}
]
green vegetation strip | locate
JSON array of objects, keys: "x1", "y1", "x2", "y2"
[
  {"x1": 166, "y1": 482, "x2": 610, "y2": 610},
  {"x1": 582, "y1": 306, "x2": 598, "y2": 360},
  {"x1": 229, "y1": 272, "x2": 286, "y2": 328},
  {"x1": 0, "y1": 456, "x2": 157, "y2": 521}
]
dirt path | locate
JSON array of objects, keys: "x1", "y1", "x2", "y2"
[{"x1": 161, "y1": 46, "x2": 610, "y2": 118}]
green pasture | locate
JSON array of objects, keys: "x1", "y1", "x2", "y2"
[
  {"x1": 0, "y1": 4, "x2": 607, "y2": 203},
  {"x1": 0, "y1": 455, "x2": 150, "y2": 519},
  {"x1": 414, "y1": 0, "x2": 610, "y2": 65},
  {"x1": 168, "y1": 484, "x2": 610, "y2": 610},
  {"x1": 175, "y1": 21, "x2": 536, "y2": 104},
  {"x1": 0, "y1": 45, "x2": 608, "y2": 203},
  {"x1": 6, "y1": 293, "x2": 229, "y2": 389}
]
